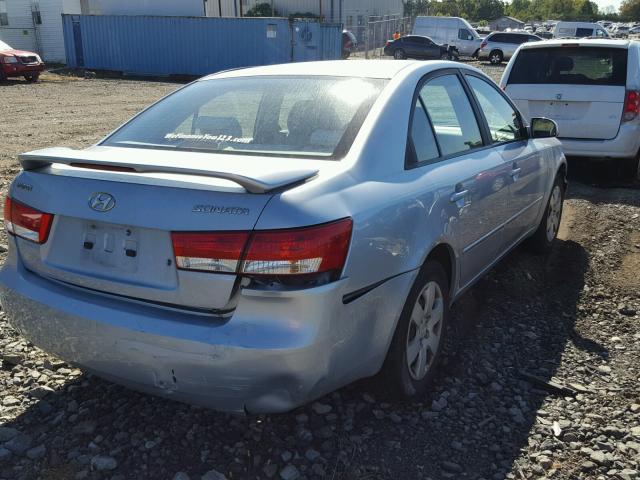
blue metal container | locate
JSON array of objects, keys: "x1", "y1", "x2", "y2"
[{"x1": 63, "y1": 14, "x2": 341, "y2": 76}]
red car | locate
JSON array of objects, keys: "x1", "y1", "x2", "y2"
[{"x1": 0, "y1": 40, "x2": 44, "y2": 82}]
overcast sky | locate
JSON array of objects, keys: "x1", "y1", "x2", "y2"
[{"x1": 593, "y1": 0, "x2": 621, "y2": 12}]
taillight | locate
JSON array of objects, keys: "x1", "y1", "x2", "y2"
[
  {"x1": 171, "y1": 231, "x2": 249, "y2": 273},
  {"x1": 4, "y1": 197, "x2": 54, "y2": 244},
  {"x1": 242, "y1": 218, "x2": 352, "y2": 278},
  {"x1": 480, "y1": 41, "x2": 487, "y2": 49},
  {"x1": 171, "y1": 218, "x2": 352, "y2": 281},
  {"x1": 385, "y1": 41, "x2": 391, "y2": 47},
  {"x1": 623, "y1": 90, "x2": 640, "y2": 122}
]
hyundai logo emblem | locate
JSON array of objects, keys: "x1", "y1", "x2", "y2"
[{"x1": 88, "y1": 192, "x2": 116, "y2": 212}]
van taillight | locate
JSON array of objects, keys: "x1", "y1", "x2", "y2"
[
  {"x1": 171, "y1": 218, "x2": 352, "y2": 280},
  {"x1": 623, "y1": 90, "x2": 640, "y2": 122},
  {"x1": 3, "y1": 197, "x2": 54, "y2": 244}
]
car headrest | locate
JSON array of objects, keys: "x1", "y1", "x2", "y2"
[
  {"x1": 195, "y1": 116, "x2": 243, "y2": 139},
  {"x1": 553, "y1": 56, "x2": 574, "y2": 72}
]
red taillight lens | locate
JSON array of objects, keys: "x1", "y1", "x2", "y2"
[
  {"x1": 480, "y1": 41, "x2": 487, "y2": 49},
  {"x1": 623, "y1": 90, "x2": 640, "y2": 122},
  {"x1": 385, "y1": 41, "x2": 391, "y2": 47},
  {"x1": 170, "y1": 218, "x2": 353, "y2": 280},
  {"x1": 241, "y1": 218, "x2": 352, "y2": 277},
  {"x1": 171, "y1": 231, "x2": 250, "y2": 273},
  {"x1": 4, "y1": 197, "x2": 54, "y2": 244}
]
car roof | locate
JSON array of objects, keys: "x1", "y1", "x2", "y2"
[
  {"x1": 203, "y1": 60, "x2": 458, "y2": 81},
  {"x1": 519, "y1": 38, "x2": 633, "y2": 49}
]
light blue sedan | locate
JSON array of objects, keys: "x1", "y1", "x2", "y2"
[{"x1": 0, "y1": 60, "x2": 566, "y2": 413}]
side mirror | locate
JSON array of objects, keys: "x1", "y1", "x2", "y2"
[{"x1": 530, "y1": 117, "x2": 558, "y2": 138}]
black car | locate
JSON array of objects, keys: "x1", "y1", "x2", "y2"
[{"x1": 384, "y1": 35, "x2": 458, "y2": 60}]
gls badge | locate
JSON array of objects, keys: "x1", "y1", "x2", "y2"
[{"x1": 88, "y1": 192, "x2": 116, "y2": 212}]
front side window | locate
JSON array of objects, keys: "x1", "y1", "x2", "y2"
[
  {"x1": 419, "y1": 75, "x2": 483, "y2": 157},
  {"x1": 103, "y1": 76, "x2": 386, "y2": 160},
  {"x1": 458, "y1": 28, "x2": 472, "y2": 40},
  {"x1": 0, "y1": 0, "x2": 8, "y2": 26},
  {"x1": 467, "y1": 75, "x2": 524, "y2": 143},
  {"x1": 575, "y1": 27, "x2": 593, "y2": 38},
  {"x1": 508, "y1": 47, "x2": 628, "y2": 86},
  {"x1": 596, "y1": 29, "x2": 608, "y2": 37}
]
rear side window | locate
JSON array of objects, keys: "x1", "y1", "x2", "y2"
[
  {"x1": 419, "y1": 75, "x2": 483, "y2": 157},
  {"x1": 490, "y1": 34, "x2": 505, "y2": 43},
  {"x1": 409, "y1": 101, "x2": 439, "y2": 164},
  {"x1": 575, "y1": 27, "x2": 594, "y2": 37},
  {"x1": 508, "y1": 47, "x2": 628, "y2": 86}
]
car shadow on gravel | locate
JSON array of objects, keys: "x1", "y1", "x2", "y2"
[{"x1": 0, "y1": 239, "x2": 598, "y2": 480}]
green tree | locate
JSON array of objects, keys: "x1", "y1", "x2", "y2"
[
  {"x1": 620, "y1": 0, "x2": 640, "y2": 18},
  {"x1": 245, "y1": 2, "x2": 277, "y2": 17}
]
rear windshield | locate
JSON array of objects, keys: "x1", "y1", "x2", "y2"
[
  {"x1": 508, "y1": 47, "x2": 628, "y2": 86},
  {"x1": 103, "y1": 76, "x2": 386, "y2": 159}
]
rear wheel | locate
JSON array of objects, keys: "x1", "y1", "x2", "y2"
[
  {"x1": 382, "y1": 260, "x2": 450, "y2": 399},
  {"x1": 24, "y1": 73, "x2": 40, "y2": 83},
  {"x1": 528, "y1": 175, "x2": 564, "y2": 253},
  {"x1": 489, "y1": 50, "x2": 503, "y2": 64},
  {"x1": 394, "y1": 49, "x2": 406, "y2": 60},
  {"x1": 0, "y1": 70, "x2": 6, "y2": 82}
]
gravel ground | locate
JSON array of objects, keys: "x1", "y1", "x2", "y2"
[{"x1": 0, "y1": 68, "x2": 639, "y2": 480}]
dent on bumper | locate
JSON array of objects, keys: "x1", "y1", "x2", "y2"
[{"x1": 0, "y1": 247, "x2": 415, "y2": 413}]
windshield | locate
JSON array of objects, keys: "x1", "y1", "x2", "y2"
[
  {"x1": 103, "y1": 76, "x2": 386, "y2": 159},
  {"x1": 0, "y1": 40, "x2": 12, "y2": 52},
  {"x1": 508, "y1": 47, "x2": 628, "y2": 86}
]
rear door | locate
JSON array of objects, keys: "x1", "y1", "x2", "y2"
[
  {"x1": 413, "y1": 71, "x2": 513, "y2": 289},
  {"x1": 505, "y1": 46, "x2": 628, "y2": 140}
]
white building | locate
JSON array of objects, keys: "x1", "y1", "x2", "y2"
[
  {"x1": 0, "y1": 0, "x2": 81, "y2": 62},
  {"x1": 205, "y1": 0, "x2": 405, "y2": 26}
]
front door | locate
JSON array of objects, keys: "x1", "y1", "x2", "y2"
[{"x1": 463, "y1": 72, "x2": 547, "y2": 250}]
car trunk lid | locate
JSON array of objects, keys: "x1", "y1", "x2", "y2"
[{"x1": 11, "y1": 146, "x2": 319, "y2": 312}]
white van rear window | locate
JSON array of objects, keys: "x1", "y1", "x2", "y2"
[{"x1": 508, "y1": 47, "x2": 627, "y2": 86}]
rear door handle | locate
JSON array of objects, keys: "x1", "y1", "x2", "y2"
[{"x1": 450, "y1": 189, "x2": 469, "y2": 203}]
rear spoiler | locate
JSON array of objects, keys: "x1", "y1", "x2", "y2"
[{"x1": 19, "y1": 148, "x2": 318, "y2": 194}]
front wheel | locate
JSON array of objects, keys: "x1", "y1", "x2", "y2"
[
  {"x1": 24, "y1": 73, "x2": 40, "y2": 82},
  {"x1": 382, "y1": 260, "x2": 450, "y2": 399},
  {"x1": 528, "y1": 175, "x2": 564, "y2": 253},
  {"x1": 394, "y1": 49, "x2": 406, "y2": 60}
]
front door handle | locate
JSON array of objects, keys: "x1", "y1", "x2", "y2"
[{"x1": 511, "y1": 167, "x2": 522, "y2": 181}]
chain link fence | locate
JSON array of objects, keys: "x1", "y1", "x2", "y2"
[{"x1": 347, "y1": 15, "x2": 413, "y2": 59}]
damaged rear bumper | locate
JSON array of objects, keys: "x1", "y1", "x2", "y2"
[{"x1": 0, "y1": 240, "x2": 414, "y2": 413}]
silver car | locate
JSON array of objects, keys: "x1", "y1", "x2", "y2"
[
  {"x1": 0, "y1": 60, "x2": 566, "y2": 413},
  {"x1": 478, "y1": 32, "x2": 542, "y2": 64}
]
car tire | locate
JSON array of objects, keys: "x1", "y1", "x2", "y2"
[
  {"x1": 0, "y1": 70, "x2": 6, "y2": 83},
  {"x1": 342, "y1": 50, "x2": 351, "y2": 59},
  {"x1": 382, "y1": 260, "x2": 450, "y2": 400},
  {"x1": 24, "y1": 73, "x2": 40, "y2": 83},
  {"x1": 528, "y1": 174, "x2": 565, "y2": 253},
  {"x1": 489, "y1": 50, "x2": 503, "y2": 64},
  {"x1": 394, "y1": 49, "x2": 406, "y2": 60}
]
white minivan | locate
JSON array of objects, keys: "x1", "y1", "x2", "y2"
[
  {"x1": 501, "y1": 39, "x2": 640, "y2": 177},
  {"x1": 553, "y1": 22, "x2": 609, "y2": 38},
  {"x1": 412, "y1": 16, "x2": 483, "y2": 56}
]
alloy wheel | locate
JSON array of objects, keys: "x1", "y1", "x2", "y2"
[
  {"x1": 406, "y1": 281, "x2": 444, "y2": 380},
  {"x1": 546, "y1": 185, "x2": 562, "y2": 242}
]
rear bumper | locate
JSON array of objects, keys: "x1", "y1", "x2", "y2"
[
  {"x1": 559, "y1": 122, "x2": 640, "y2": 159},
  {"x1": 0, "y1": 239, "x2": 413, "y2": 413},
  {"x1": 2, "y1": 64, "x2": 44, "y2": 77}
]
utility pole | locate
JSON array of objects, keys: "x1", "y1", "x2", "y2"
[
  {"x1": 239, "y1": 0, "x2": 243, "y2": 17},
  {"x1": 319, "y1": 0, "x2": 322, "y2": 21},
  {"x1": 218, "y1": 0, "x2": 222, "y2": 17},
  {"x1": 271, "y1": 0, "x2": 274, "y2": 16}
]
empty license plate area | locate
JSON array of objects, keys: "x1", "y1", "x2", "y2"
[{"x1": 82, "y1": 221, "x2": 140, "y2": 272}]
